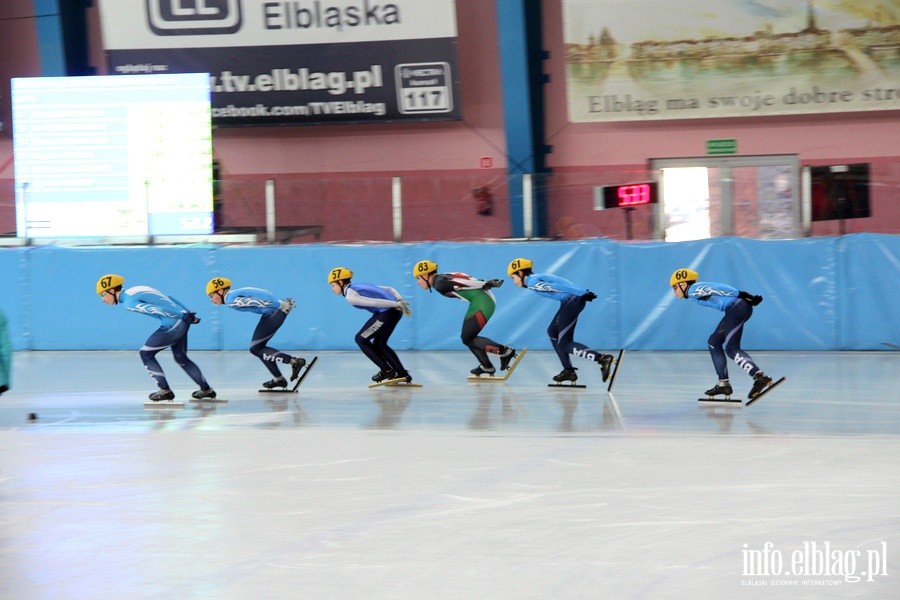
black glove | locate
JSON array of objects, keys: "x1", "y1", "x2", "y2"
[
  {"x1": 483, "y1": 279, "x2": 504, "y2": 290},
  {"x1": 739, "y1": 291, "x2": 763, "y2": 306},
  {"x1": 582, "y1": 291, "x2": 597, "y2": 302},
  {"x1": 0, "y1": 385, "x2": 7, "y2": 396},
  {"x1": 181, "y1": 311, "x2": 200, "y2": 324}
]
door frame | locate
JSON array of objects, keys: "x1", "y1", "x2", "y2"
[{"x1": 650, "y1": 154, "x2": 801, "y2": 240}]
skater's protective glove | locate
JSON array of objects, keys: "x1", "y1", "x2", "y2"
[
  {"x1": 181, "y1": 311, "x2": 200, "y2": 324},
  {"x1": 397, "y1": 300, "x2": 413, "y2": 317},
  {"x1": 483, "y1": 279, "x2": 504, "y2": 290},
  {"x1": 0, "y1": 385, "x2": 7, "y2": 396},
  {"x1": 581, "y1": 291, "x2": 597, "y2": 302},
  {"x1": 279, "y1": 298, "x2": 296, "y2": 314},
  {"x1": 739, "y1": 291, "x2": 763, "y2": 306}
]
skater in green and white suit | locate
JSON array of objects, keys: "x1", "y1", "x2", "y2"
[{"x1": 413, "y1": 260, "x2": 516, "y2": 376}]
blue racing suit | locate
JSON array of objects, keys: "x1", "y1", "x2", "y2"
[
  {"x1": 121, "y1": 286, "x2": 210, "y2": 391},
  {"x1": 687, "y1": 282, "x2": 761, "y2": 380},
  {"x1": 343, "y1": 283, "x2": 407, "y2": 375},
  {"x1": 524, "y1": 273, "x2": 606, "y2": 369},
  {"x1": 223, "y1": 287, "x2": 297, "y2": 378}
]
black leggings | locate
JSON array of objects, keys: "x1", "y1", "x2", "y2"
[
  {"x1": 139, "y1": 321, "x2": 209, "y2": 390},
  {"x1": 708, "y1": 300, "x2": 760, "y2": 380},
  {"x1": 356, "y1": 309, "x2": 406, "y2": 374},
  {"x1": 249, "y1": 310, "x2": 294, "y2": 377},
  {"x1": 547, "y1": 296, "x2": 604, "y2": 369}
]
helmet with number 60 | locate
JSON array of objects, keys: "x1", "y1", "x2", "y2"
[
  {"x1": 507, "y1": 258, "x2": 533, "y2": 276},
  {"x1": 96, "y1": 274, "x2": 124, "y2": 295},
  {"x1": 413, "y1": 260, "x2": 438, "y2": 277},
  {"x1": 206, "y1": 277, "x2": 232, "y2": 295},
  {"x1": 670, "y1": 268, "x2": 699, "y2": 287},
  {"x1": 327, "y1": 267, "x2": 353, "y2": 284}
]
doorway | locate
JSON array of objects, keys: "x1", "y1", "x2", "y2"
[{"x1": 651, "y1": 155, "x2": 800, "y2": 241}]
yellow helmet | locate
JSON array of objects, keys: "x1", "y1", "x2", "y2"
[
  {"x1": 670, "y1": 268, "x2": 699, "y2": 287},
  {"x1": 96, "y1": 274, "x2": 124, "y2": 294},
  {"x1": 508, "y1": 258, "x2": 533, "y2": 276},
  {"x1": 328, "y1": 267, "x2": 353, "y2": 284},
  {"x1": 206, "y1": 277, "x2": 232, "y2": 295},
  {"x1": 413, "y1": 260, "x2": 438, "y2": 277}
]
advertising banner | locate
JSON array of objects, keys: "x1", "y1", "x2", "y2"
[
  {"x1": 563, "y1": 0, "x2": 900, "y2": 122},
  {"x1": 98, "y1": 0, "x2": 460, "y2": 126}
]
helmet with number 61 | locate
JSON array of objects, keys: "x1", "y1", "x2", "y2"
[{"x1": 507, "y1": 258, "x2": 533, "y2": 276}]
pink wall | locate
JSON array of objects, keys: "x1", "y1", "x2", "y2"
[
  {"x1": 540, "y1": 0, "x2": 900, "y2": 239},
  {"x1": 0, "y1": 1, "x2": 43, "y2": 232},
  {"x1": 2, "y1": 1, "x2": 899, "y2": 240},
  {"x1": 205, "y1": 0, "x2": 512, "y2": 241}
]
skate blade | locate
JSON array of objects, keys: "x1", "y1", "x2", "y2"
[
  {"x1": 467, "y1": 374, "x2": 504, "y2": 382},
  {"x1": 698, "y1": 397, "x2": 742, "y2": 404},
  {"x1": 469, "y1": 348, "x2": 528, "y2": 382},
  {"x1": 548, "y1": 383, "x2": 586, "y2": 389},
  {"x1": 606, "y1": 349, "x2": 625, "y2": 392},
  {"x1": 189, "y1": 397, "x2": 228, "y2": 403},
  {"x1": 369, "y1": 378, "x2": 423, "y2": 388},
  {"x1": 143, "y1": 401, "x2": 184, "y2": 410},
  {"x1": 260, "y1": 356, "x2": 319, "y2": 393},
  {"x1": 290, "y1": 356, "x2": 318, "y2": 391},
  {"x1": 745, "y1": 376, "x2": 786, "y2": 406}
]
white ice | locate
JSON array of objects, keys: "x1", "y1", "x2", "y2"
[{"x1": 0, "y1": 350, "x2": 897, "y2": 599}]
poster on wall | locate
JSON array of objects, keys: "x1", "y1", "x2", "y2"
[
  {"x1": 98, "y1": 0, "x2": 460, "y2": 126},
  {"x1": 563, "y1": 0, "x2": 900, "y2": 122}
]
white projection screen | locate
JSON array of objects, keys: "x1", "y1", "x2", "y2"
[{"x1": 12, "y1": 73, "x2": 214, "y2": 238}]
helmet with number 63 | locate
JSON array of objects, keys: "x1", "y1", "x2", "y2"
[
  {"x1": 96, "y1": 274, "x2": 124, "y2": 295},
  {"x1": 206, "y1": 277, "x2": 232, "y2": 295},
  {"x1": 670, "y1": 269, "x2": 699, "y2": 287},
  {"x1": 413, "y1": 260, "x2": 438, "y2": 277}
]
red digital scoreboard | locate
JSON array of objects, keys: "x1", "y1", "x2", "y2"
[{"x1": 602, "y1": 182, "x2": 658, "y2": 209}]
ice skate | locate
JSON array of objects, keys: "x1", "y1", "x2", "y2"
[
  {"x1": 599, "y1": 354, "x2": 614, "y2": 382},
  {"x1": 148, "y1": 388, "x2": 175, "y2": 401},
  {"x1": 499, "y1": 347, "x2": 517, "y2": 371},
  {"x1": 372, "y1": 369, "x2": 398, "y2": 383},
  {"x1": 191, "y1": 388, "x2": 217, "y2": 400},
  {"x1": 262, "y1": 376, "x2": 288, "y2": 389},
  {"x1": 470, "y1": 364, "x2": 496, "y2": 376},
  {"x1": 748, "y1": 372, "x2": 773, "y2": 399},
  {"x1": 553, "y1": 368, "x2": 578, "y2": 383},
  {"x1": 290, "y1": 357, "x2": 307, "y2": 381},
  {"x1": 704, "y1": 382, "x2": 733, "y2": 398},
  {"x1": 394, "y1": 371, "x2": 413, "y2": 384}
]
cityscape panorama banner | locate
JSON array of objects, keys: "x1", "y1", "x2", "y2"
[{"x1": 563, "y1": 0, "x2": 900, "y2": 121}]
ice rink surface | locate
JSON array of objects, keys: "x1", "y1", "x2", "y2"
[{"x1": 1, "y1": 350, "x2": 898, "y2": 599}]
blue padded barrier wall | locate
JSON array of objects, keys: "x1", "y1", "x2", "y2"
[{"x1": 0, "y1": 234, "x2": 897, "y2": 352}]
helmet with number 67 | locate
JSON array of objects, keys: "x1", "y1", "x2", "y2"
[{"x1": 96, "y1": 274, "x2": 124, "y2": 295}]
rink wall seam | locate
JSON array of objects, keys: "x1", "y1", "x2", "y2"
[{"x1": 0, "y1": 234, "x2": 897, "y2": 351}]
